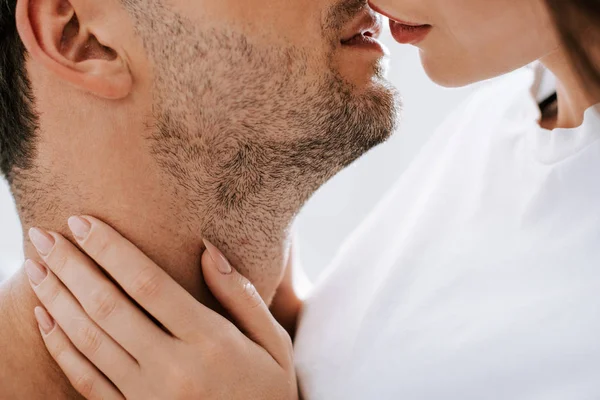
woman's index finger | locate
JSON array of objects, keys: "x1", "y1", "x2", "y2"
[{"x1": 68, "y1": 216, "x2": 223, "y2": 338}]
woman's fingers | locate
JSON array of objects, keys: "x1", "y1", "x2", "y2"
[
  {"x1": 26, "y1": 260, "x2": 138, "y2": 389},
  {"x1": 64, "y1": 216, "x2": 224, "y2": 338},
  {"x1": 202, "y1": 240, "x2": 294, "y2": 368},
  {"x1": 28, "y1": 228, "x2": 168, "y2": 359},
  {"x1": 35, "y1": 307, "x2": 125, "y2": 400}
]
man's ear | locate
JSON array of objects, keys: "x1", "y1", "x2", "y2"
[{"x1": 16, "y1": 0, "x2": 133, "y2": 100}]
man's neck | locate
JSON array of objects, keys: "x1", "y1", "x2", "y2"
[
  {"x1": 1, "y1": 170, "x2": 295, "y2": 398},
  {"x1": 0, "y1": 218, "x2": 292, "y2": 399}
]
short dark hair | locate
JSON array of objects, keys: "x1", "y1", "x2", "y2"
[{"x1": 0, "y1": 0, "x2": 38, "y2": 185}]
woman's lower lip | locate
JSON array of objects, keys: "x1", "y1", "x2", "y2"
[{"x1": 389, "y1": 19, "x2": 432, "y2": 45}]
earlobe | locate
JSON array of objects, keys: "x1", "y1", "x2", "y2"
[{"x1": 15, "y1": 0, "x2": 133, "y2": 100}]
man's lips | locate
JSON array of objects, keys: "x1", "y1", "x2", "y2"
[{"x1": 340, "y1": 10, "x2": 383, "y2": 45}]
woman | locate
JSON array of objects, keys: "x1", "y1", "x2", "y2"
[{"x1": 25, "y1": 0, "x2": 600, "y2": 398}]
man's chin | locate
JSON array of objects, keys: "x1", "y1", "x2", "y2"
[
  {"x1": 336, "y1": 52, "x2": 391, "y2": 90},
  {"x1": 351, "y1": 79, "x2": 400, "y2": 149}
]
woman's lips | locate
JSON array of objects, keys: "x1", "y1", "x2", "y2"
[
  {"x1": 389, "y1": 20, "x2": 432, "y2": 45},
  {"x1": 367, "y1": 1, "x2": 432, "y2": 45}
]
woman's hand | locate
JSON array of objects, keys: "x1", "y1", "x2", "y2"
[
  {"x1": 269, "y1": 245, "x2": 304, "y2": 338},
  {"x1": 25, "y1": 216, "x2": 298, "y2": 400}
]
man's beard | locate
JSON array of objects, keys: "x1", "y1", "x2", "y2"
[{"x1": 127, "y1": 0, "x2": 399, "y2": 292}]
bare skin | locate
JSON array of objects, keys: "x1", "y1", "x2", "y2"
[
  {"x1": 25, "y1": 218, "x2": 297, "y2": 399},
  {"x1": 19, "y1": 0, "x2": 600, "y2": 399},
  {"x1": 371, "y1": 0, "x2": 599, "y2": 128},
  {"x1": 0, "y1": 0, "x2": 397, "y2": 397},
  {"x1": 3, "y1": 0, "x2": 597, "y2": 398}
]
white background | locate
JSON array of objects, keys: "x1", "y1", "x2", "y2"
[{"x1": 0, "y1": 30, "x2": 476, "y2": 282}]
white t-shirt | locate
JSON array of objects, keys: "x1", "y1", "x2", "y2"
[{"x1": 295, "y1": 66, "x2": 600, "y2": 400}]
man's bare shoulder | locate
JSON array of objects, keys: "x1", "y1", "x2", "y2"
[{"x1": 0, "y1": 277, "x2": 84, "y2": 399}]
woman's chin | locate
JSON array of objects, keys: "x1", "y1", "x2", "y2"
[
  {"x1": 419, "y1": 53, "x2": 482, "y2": 88},
  {"x1": 419, "y1": 51, "x2": 540, "y2": 88}
]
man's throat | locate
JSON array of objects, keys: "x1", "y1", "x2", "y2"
[{"x1": 0, "y1": 213, "x2": 292, "y2": 399}]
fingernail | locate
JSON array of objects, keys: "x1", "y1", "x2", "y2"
[
  {"x1": 34, "y1": 307, "x2": 55, "y2": 335},
  {"x1": 24, "y1": 259, "x2": 48, "y2": 286},
  {"x1": 68, "y1": 216, "x2": 91, "y2": 240},
  {"x1": 28, "y1": 228, "x2": 55, "y2": 256},
  {"x1": 203, "y1": 239, "x2": 233, "y2": 274}
]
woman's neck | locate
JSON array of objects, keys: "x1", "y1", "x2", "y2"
[{"x1": 541, "y1": 49, "x2": 599, "y2": 129}]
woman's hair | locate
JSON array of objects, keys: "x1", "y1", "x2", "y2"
[{"x1": 545, "y1": 0, "x2": 600, "y2": 96}]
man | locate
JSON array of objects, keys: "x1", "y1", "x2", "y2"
[{"x1": 0, "y1": 0, "x2": 398, "y2": 397}]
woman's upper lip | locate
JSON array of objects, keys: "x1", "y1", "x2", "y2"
[
  {"x1": 367, "y1": 1, "x2": 428, "y2": 27},
  {"x1": 340, "y1": 10, "x2": 383, "y2": 43}
]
